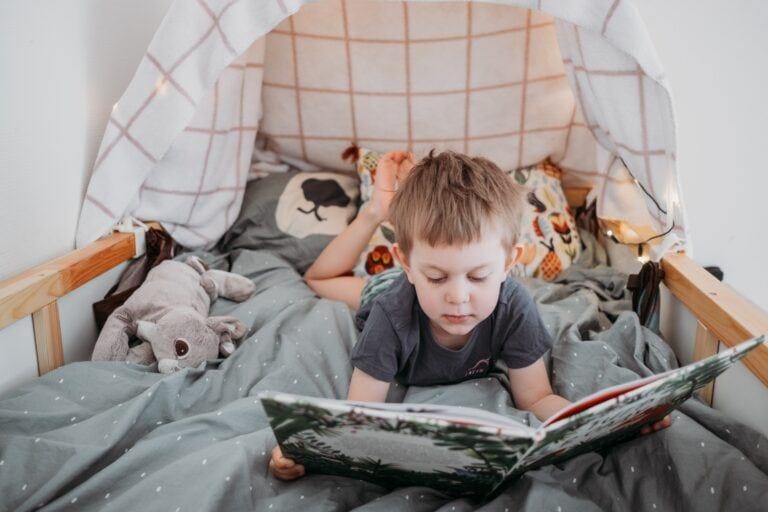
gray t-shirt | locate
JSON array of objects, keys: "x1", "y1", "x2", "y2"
[{"x1": 351, "y1": 273, "x2": 552, "y2": 386}]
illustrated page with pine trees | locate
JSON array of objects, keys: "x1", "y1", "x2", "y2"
[{"x1": 261, "y1": 395, "x2": 537, "y2": 497}]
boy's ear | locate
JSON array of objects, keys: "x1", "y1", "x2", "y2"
[
  {"x1": 392, "y1": 243, "x2": 414, "y2": 284},
  {"x1": 392, "y1": 242, "x2": 405, "y2": 266},
  {"x1": 505, "y1": 246, "x2": 523, "y2": 273}
]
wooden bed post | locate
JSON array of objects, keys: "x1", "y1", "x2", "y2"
[
  {"x1": 692, "y1": 321, "x2": 718, "y2": 405},
  {"x1": 0, "y1": 231, "x2": 137, "y2": 375},
  {"x1": 32, "y1": 301, "x2": 64, "y2": 375}
]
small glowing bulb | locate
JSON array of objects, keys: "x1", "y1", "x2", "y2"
[
  {"x1": 155, "y1": 78, "x2": 168, "y2": 95},
  {"x1": 606, "y1": 230, "x2": 614, "y2": 237}
]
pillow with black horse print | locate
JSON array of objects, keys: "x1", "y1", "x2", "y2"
[{"x1": 219, "y1": 170, "x2": 359, "y2": 273}]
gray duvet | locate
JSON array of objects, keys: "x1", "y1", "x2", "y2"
[{"x1": 1, "y1": 237, "x2": 767, "y2": 511}]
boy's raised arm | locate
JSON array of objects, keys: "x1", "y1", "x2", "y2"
[{"x1": 303, "y1": 150, "x2": 412, "y2": 310}]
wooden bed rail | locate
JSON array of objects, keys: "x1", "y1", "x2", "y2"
[
  {"x1": 0, "y1": 231, "x2": 136, "y2": 374},
  {"x1": 1, "y1": 202, "x2": 766, "y2": 394},
  {"x1": 661, "y1": 252, "x2": 768, "y2": 389}
]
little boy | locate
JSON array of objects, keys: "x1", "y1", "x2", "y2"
[
  {"x1": 347, "y1": 151, "x2": 571, "y2": 414},
  {"x1": 270, "y1": 151, "x2": 667, "y2": 480}
]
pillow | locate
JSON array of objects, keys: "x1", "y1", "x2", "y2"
[
  {"x1": 248, "y1": 133, "x2": 323, "y2": 181},
  {"x1": 509, "y1": 159, "x2": 581, "y2": 280},
  {"x1": 353, "y1": 147, "x2": 399, "y2": 278},
  {"x1": 219, "y1": 170, "x2": 359, "y2": 273},
  {"x1": 352, "y1": 148, "x2": 580, "y2": 280}
]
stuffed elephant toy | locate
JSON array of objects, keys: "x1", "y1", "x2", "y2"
[{"x1": 91, "y1": 256, "x2": 255, "y2": 373}]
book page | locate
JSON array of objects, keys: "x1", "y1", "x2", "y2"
[
  {"x1": 261, "y1": 392, "x2": 535, "y2": 497},
  {"x1": 345, "y1": 400, "x2": 535, "y2": 436}
]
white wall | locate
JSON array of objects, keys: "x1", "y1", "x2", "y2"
[
  {"x1": 0, "y1": 0, "x2": 172, "y2": 394},
  {"x1": 0, "y1": 0, "x2": 172, "y2": 282}
]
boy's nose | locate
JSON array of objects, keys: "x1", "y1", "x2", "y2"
[{"x1": 445, "y1": 283, "x2": 469, "y2": 304}]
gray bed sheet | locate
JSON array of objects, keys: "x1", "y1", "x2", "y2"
[{"x1": 1, "y1": 235, "x2": 767, "y2": 511}]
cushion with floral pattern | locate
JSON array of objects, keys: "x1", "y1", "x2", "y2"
[{"x1": 508, "y1": 159, "x2": 581, "y2": 280}]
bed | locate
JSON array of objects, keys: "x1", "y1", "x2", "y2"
[
  {"x1": 1, "y1": 227, "x2": 767, "y2": 510},
  {"x1": 1, "y1": 1, "x2": 768, "y2": 510}
]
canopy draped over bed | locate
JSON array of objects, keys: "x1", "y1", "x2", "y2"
[{"x1": 76, "y1": 0, "x2": 686, "y2": 260}]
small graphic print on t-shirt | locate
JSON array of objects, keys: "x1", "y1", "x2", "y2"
[{"x1": 465, "y1": 358, "x2": 491, "y2": 377}]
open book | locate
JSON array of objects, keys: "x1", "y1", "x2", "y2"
[{"x1": 260, "y1": 335, "x2": 765, "y2": 499}]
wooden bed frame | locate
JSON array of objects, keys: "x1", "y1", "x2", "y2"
[{"x1": 1, "y1": 189, "x2": 766, "y2": 403}]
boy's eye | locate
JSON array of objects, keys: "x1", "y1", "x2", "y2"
[
  {"x1": 426, "y1": 276, "x2": 446, "y2": 284},
  {"x1": 468, "y1": 275, "x2": 488, "y2": 283}
]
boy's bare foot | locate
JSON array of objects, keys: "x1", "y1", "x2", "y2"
[
  {"x1": 269, "y1": 445, "x2": 305, "y2": 480},
  {"x1": 369, "y1": 151, "x2": 412, "y2": 223},
  {"x1": 396, "y1": 151, "x2": 416, "y2": 181}
]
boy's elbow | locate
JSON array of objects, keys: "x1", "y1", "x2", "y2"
[
  {"x1": 514, "y1": 386, "x2": 557, "y2": 412},
  {"x1": 515, "y1": 395, "x2": 540, "y2": 412},
  {"x1": 304, "y1": 264, "x2": 319, "y2": 280},
  {"x1": 304, "y1": 277, "x2": 320, "y2": 294}
]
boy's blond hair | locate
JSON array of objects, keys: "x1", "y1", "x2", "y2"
[{"x1": 390, "y1": 150, "x2": 525, "y2": 258}]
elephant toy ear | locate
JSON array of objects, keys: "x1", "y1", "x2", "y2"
[
  {"x1": 185, "y1": 255, "x2": 209, "y2": 275},
  {"x1": 136, "y1": 320, "x2": 163, "y2": 345},
  {"x1": 205, "y1": 316, "x2": 247, "y2": 357}
]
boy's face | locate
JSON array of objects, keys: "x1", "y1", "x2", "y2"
[{"x1": 394, "y1": 228, "x2": 516, "y2": 344}]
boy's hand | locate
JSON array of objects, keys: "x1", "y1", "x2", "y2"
[
  {"x1": 369, "y1": 151, "x2": 415, "y2": 223},
  {"x1": 640, "y1": 414, "x2": 672, "y2": 435},
  {"x1": 269, "y1": 446, "x2": 305, "y2": 480}
]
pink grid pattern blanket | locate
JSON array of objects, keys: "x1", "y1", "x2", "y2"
[{"x1": 77, "y1": 0, "x2": 686, "y2": 259}]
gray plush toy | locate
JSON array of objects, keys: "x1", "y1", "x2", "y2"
[{"x1": 91, "y1": 256, "x2": 256, "y2": 373}]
